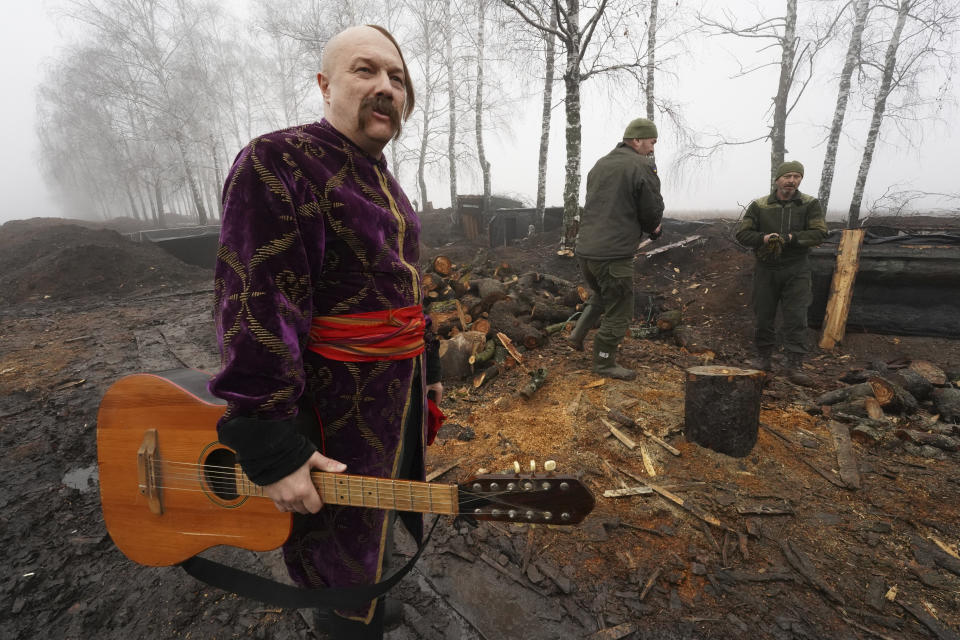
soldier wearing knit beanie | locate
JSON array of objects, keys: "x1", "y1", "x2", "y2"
[
  {"x1": 623, "y1": 118, "x2": 658, "y2": 141},
  {"x1": 570, "y1": 117, "x2": 665, "y2": 380},
  {"x1": 734, "y1": 159, "x2": 828, "y2": 386},
  {"x1": 775, "y1": 160, "x2": 804, "y2": 180}
]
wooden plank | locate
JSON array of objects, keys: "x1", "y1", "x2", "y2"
[
  {"x1": 425, "y1": 458, "x2": 463, "y2": 483},
  {"x1": 642, "y1": 234, "x2": 702, "y2": 258},
  {"x1": 603, "y1": 486, "x2": 654, "y2": 498},
  {"x1": 606, "y1": 408, "x2": 681, "y2": 456},
  {"x1": 819, "y1": 228, "x2": 865, "y2": 349},
  {"x1": 827, "y1": 420, "x2": 861, "y2": 489},
  {"x1": 608, "y1": 425, "x2": 637, "y2": 450}
]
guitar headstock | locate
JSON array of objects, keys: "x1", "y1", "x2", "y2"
[{"x1": 456, "y1": 460, "x2": 595, "y2": 526}]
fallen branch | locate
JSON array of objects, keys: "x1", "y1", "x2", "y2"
[
  {"x1": 607, "y1": 408, "x2": 681, "y2": 456},
  {"x1": 617, "y1": 467, "x2": 722, "y2": 527},
  {"x1": 827, "y1": 420, "x2": 861, "y2": 489},
  {"x1": 778, "y1": 538, "x2": 844, "y2": 605}
]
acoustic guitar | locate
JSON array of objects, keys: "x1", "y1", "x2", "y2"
[{"x1": 97, "y1": 370, "x2": 595, "y2": 567}]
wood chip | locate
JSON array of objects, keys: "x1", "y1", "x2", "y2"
[{"x1": 639, "y1": 443, "x2": 657, "y2": 477}]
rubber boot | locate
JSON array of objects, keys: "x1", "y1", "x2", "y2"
[
  {"x1": 567, "y1": 304, "x2": 603, "y2": 351},
  {"x1": 746, "y1": 347, "x2": 773, "y2": 371},
  {"x1": 592, "y1": 338, "x2": 636, "y2": 380},
  {"x1": 785, "y1": 353, "x2": 814, "y2": 386}
]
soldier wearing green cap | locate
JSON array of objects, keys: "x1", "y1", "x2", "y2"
[
  {"x1": 568, "y1": 117, "x2": 664, "y2": 380},
  {"x1": 736, "y1": 160, "x2": 828, "y2": 385}
]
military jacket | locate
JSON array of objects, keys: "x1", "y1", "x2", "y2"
[
  {"x1": 736, "y1": 190, "x2": 828, "y2": 265},
  {"x1": 574, "y1": 143, "x2": 664, "y2": 260}
]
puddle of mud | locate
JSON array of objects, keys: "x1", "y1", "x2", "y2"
[{"x1": 62, "y1": 464, "x2": 99, "y2": 492}]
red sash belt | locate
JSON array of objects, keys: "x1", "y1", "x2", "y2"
[{"x1": 307, "y1": 305, "x2": 425, "y2": 362}]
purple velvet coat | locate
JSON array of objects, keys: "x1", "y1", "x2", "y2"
[{"x1": 208, "y1": 119, "x2": 432, "y2": 623}]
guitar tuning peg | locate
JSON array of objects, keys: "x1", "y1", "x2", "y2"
[
  {"x1": 544, "y1": 460, "x2": 557, "y2": 473},
  {"x1": 529, "y1": 460, "x2": 536, "y2": 474},
  {"x1": 477, "y1": 468, "x2": 488, "y2": 475},
  {"x1": 513, "y1": 461, "x2": 521, "y2": 475}
]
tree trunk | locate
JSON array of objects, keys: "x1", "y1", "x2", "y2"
[
  {"x1": 475, "y1": 1, "x2": 492, "y2": 213},
  {"x1": 561, "y1": 0, "x2": 583, "y2": 250},
  {"x1": 769, "y1": 0, "x2": 798, "y2": 186},
  {"x1": 136, "y1": 183, "x2": 152, "y2": 227},
  {"x1": 211, "y1": 138, "x2": 224, "y2": 219},
  {"x1": 438, "y1": 331, "x2": 489, "y2": 381},
  {"x1": 848, "y1": 0, "x2": 911, "y2": 228},
  {"x1": 561, "y1": 66, "x2": 582, "y2": 249},
  {"x1": 174, "y1": 134, "x2": 208, "y2": 225},
  {"x1": 154, "y1": 177, "x2": 165, "y2": 228},
  {"x1": 445, "y1": 0, "x2": 458, "y2": 221},
  {"x1": 818, "y1": 0, "x2": 871, "y2": 214},
  {"x1": 816, "y1": 382, "x2": 875, "y2": 406},
  {"x1": 536, "y1": 6, "x2": 558, "y2": 228},
  {"x1": 418, "y1": 89, "x2": 430, "y2": 209},
  {"x1": 932, "y1": 387, "x2": 960, "y2": 423},
  {"x1": 684, "y1": 366, "x2": 764, "y2": 457},
  {"x1": 125, "y1": 184, "x2": 141, "y2": 221},
  {"x1": 646, "y1": 0, "x2": 659, "y2": 121}
]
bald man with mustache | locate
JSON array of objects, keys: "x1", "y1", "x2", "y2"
[{"x1": 209, "y1": 25, "x2": 442, "y2": 639}]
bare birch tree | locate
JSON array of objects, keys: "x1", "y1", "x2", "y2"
[
  {"x1": 818, "y1": 0, "x2": 873, "y2": 214},
  {"x1": 444, "y1": 0, "x2": 460, "y2": 221},
  {"x1": 474, "y1": 0, "x2": 493, "y2": 211},
  {"x1": 536, "y1": 5, "x2": 559, "y2": 226},
  {"x1": 505, "y1": 0, "x2": 664, "y2": 250},
  {"x1": 847, "y1": 0, "x2": 960, "y2": 226},
  {"x1": 696, "y1": 2, "x2": 844, "y2": 185},
  {"x1": 645, "y1": 0, "x2": 658, "y2": 120},
  {"x1": 403, "y1": 0, "x2": 449, "y2": 210}
]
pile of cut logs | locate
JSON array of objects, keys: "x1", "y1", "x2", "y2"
[
  {"x1": 424, "y1": 254, "x2": 696, "y2": 389},
  {"x1": 423, "y1": 254, "x2": 588, "y2": 386},
  {"x1": 812, "y1": 359, "x2": 960, "y2": 454}
]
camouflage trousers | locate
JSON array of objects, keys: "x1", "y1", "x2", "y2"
[
  {"x1": 577, "y1": 257, "x2": 634, "y2": 350},
  {"x1": 752, "y1": 258, "x2": 812, "y2": 355}
]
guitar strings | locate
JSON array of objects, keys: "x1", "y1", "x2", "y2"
[{"x1": 147, "y1": 460, "x2": 567, "y2": 514}]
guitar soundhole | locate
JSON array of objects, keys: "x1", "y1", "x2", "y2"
[{"x1": 204, "y1": 448, "x2": 239, "y2": 500}]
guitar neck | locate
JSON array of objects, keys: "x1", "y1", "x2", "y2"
[{"x1": 236, "y1": 468, "x2": 459, "y2": 516}]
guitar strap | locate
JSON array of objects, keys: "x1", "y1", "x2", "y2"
[{"x1": 179, "y1": 515, "x2": 439, "y2": 610}]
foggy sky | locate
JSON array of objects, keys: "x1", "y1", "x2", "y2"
[{"x1": 1, "y1": 0, "x2": 957, "y2": 226}]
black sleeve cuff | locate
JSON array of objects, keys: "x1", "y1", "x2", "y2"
[
  {"x1": 217, "y1": 414, "x2": 317, "y2": 486},
  {"x1": 425, "y1": 340, "x2": 442, "y2": 385}
]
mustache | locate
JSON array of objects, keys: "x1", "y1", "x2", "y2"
[{"x1": 358, "y1": 95, "x2": 401, "y2": 134}]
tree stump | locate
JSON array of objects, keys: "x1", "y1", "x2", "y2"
[{"x1": 684, "y1": 365, "x2": 764, "y2": 457}]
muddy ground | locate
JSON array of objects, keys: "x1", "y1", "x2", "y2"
[{"x1": 1, "y1": 216, "x2": 958, "y2": 640}]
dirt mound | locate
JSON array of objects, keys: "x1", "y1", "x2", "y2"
[{"x1": 0, "y1": 220, "x2": 212, "y2": 304}]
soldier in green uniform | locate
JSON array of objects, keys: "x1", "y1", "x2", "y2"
[
  {"x1": 568, "y1": 117, "x2": 664, "y2": 380},
  {"x1": 736, "y1": 160, "x2": 828, "y2": 385}
]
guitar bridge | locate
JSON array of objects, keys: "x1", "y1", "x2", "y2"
[{"x1": 137, "y1": 429, "x2": 164, "y2": 515}]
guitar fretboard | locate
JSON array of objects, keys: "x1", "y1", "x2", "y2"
[{"x1": 236, "y1": 469, "x2": 458, "y2": 515}]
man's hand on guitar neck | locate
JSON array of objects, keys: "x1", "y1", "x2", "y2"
[{"x1": 265, "y1": 451, "x2": 346, "y2": 514}]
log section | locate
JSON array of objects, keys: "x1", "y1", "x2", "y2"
[{"x1": 684, "y1": 366, "x2": 764, "y2": 457}]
